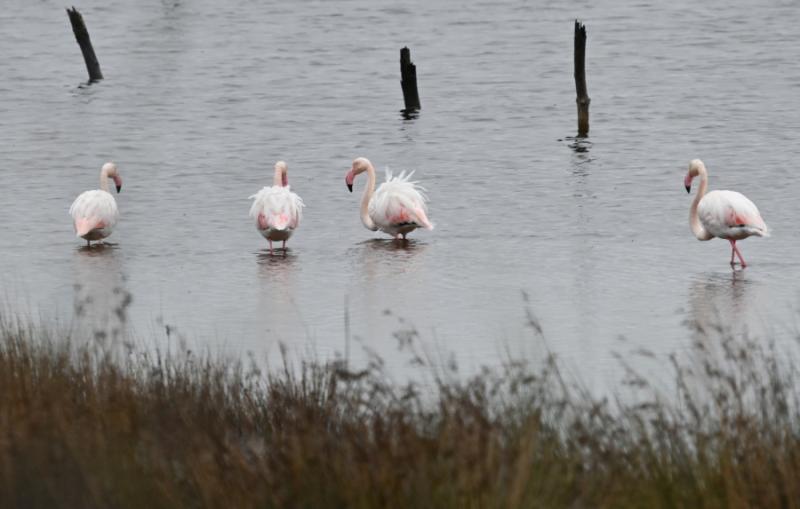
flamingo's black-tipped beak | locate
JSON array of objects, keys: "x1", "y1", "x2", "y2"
[
  {"x1": 116, "y1": 183, "x2": 123, "y2": 193},
  {"x1": 685, "y1": 185, "x2": 690, "y2": 194},
  {"x1": 347, "y1": 183, "x2": 353, "y2": 192}
]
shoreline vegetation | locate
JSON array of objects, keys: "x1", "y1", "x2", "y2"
[{"x1": 1, "y1": 311, "x2": 799, "y2": 508}]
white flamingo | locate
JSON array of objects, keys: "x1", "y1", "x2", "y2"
[
  {"x1": 345, "y1": 157, "x2": 433, "y2": 240},
  {"x1": 69, "y1": 162, "x2": 122, "y2": 247},
  {"x1": 249, "y1": 161, "x2": 304, "y2": 254},
  {"x1": 685, "y1": 159, "x2": 769, "y2": 267}
]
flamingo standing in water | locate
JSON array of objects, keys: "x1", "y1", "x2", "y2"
[
  {"x1": 344, "y1": 157, "x2": 433, "y2": 240},
  {"x1": 684, "y1": 159, "x2": 769, "y2": 267},
  {"x1": 69, "y1": 162, "x2": 123, "y2": 247},
  {"x1": 249, "y1": 161, "x2": 304, "y2": 254}
]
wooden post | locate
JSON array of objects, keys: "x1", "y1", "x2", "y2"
[
  {"x1": 574, "y1": 20, "x2": 590, "y2": 137},
  {"x1": 400, "y1": 47, "x2": 421, "y2": 112},
  {"x1": 67, "y1": 7, "x2": 103, "y2": 82}
]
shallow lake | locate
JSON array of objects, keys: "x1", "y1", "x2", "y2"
[{"x1": 2, "y1": 0, "x2": 799, "y2": 392}]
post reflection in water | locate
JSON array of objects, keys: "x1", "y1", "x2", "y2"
[
  {"x1": 566, "y1": 137, "x2": 598, "y2": 369},
  {"x1": 72, "y1": 245, "x2": 130, "y2": 340}
]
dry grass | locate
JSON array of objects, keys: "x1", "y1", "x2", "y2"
[{"x1": 1, "y1": 310, "x2": 800, "y2": 508}]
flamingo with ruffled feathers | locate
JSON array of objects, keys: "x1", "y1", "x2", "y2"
[
  {"x1": 345, "y1": 157, "x2": 433, "y2": 240},
  {"x1": 249, "y1": 161, "x2": 305, "y2": 254}
]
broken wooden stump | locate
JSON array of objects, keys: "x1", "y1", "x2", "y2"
[
  {"x1": 67, "y1": 7, "x2": 103, "y2": 82},
  {"x1": 574, "y1": 20, "x2": 590, "y2": 137},
  {"x1": 400, "y1": 47, "x2": 421, "y2": 112}
]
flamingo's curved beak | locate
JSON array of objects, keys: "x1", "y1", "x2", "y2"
[
  {"x1": 113, "y1": 175, "x2": 123, "y2": 193},
  {"x1": 683, "y1": 174, "x2": 692, "y2": 194},
  {"x1": 345, "y1": 170, "x2": 354, "y2": 192}
]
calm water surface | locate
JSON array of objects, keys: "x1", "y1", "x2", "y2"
[{"x1": 2, "y1": 0, "x2": 800, "y2": 391}]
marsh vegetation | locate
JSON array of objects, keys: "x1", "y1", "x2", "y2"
[{"x1": 1, "y1": 307, "x2": 799, "y2": 508}]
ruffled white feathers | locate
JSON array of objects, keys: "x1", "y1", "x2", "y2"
[
  {"x1": 369, "y1": 169, "x2": 433, "y2": 233},
  {"x1": 249, "y1": 185, "x2": 305, "y2": 238}
]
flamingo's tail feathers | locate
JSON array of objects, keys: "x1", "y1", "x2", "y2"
[
  {"x1": 747, "y1": 217, "x2": 770, "y2": 237},
  {"x1": 75, "y1": 217, "x2": 103, "y2": 237},
  {"x1": 757, "y1": 218, "x2": 771, "y2": 237},
  {"x1": 415, "y1": 208, "x2": 434, "y2": 230}
]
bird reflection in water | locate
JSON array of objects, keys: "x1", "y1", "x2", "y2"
[
  {"x1": 353, "y1": 238, "x2": 428, "y2": 282},
  {"x1": 685, "y1": 270, "x2": 760, "y2": 342},
  {"x1": 256, "y1": 247, "x2": 298, "y2": 263},
  {"x1": 255, "y1": 249, "x2": 301, "y2": 342},
  {"x1": 72, "y1": 243, "x2": 131, "y2": 343},
  {"x1": 348, "y1": 239, "x2": 429, "y2": 304},
  {"x1": 360, "y1": 237, "x2": 425, "y2": 252}
]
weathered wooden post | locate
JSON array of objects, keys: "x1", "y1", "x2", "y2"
[
  {"x1": 66, "y1": 7, "x2": 103, "y2": 82},
  {"x1": 574, "y1": 20, "x2": 590, "y2": 136},
  {"x1": 400, "y1": 47, "x2": 421, "y2": 112}
]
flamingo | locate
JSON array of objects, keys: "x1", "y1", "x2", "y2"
[
  {"x1": 249, "y1": 161, "x2": 304, "y2": 254},
  {"x1": 684, "y1": 159, "x2": 769, "y2": 268},
  {"x1": 69, "y1": 162, "x2": 123, "y2": 247},
  {"x1": 344, "y1": 157, "x2": 433, "y2": 240}
]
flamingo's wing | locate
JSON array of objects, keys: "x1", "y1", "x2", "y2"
[
  {"x1": 370, "y1": 170, "x2": 433, "y2": 230},
  {"x1": 721, "y1": 191, "x2": 768, "y2": 231},
  {"x1": 69, "y1": 190, "x2": 119, "y2": 236},
  {"x1": 699, "y1": 190, "x2": 769, "y2": 237},
  {"x1": 249, "y1": 186, "x2": 305, "y2": 231}
]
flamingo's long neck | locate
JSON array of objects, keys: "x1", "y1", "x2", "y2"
[
  {"x1": 360, "y1": 163, "x2": 378, "y2": 231},
  {"x1": 690, "y1": 169, "x2": 712, "y2": 240},
  {"x1": 273, "y1": 167, "x2": 283, "y2": 187},
  {"x1": 99, "y1": 167, "x2": 110, "y2": 192}
]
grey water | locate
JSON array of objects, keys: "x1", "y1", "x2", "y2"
[{"x1": 2, "y1": 0, "x2": 800, "y2": 392}]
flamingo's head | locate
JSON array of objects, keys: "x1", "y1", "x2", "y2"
[
  {"x1": 684, "y1": 159, "x2": 705, "y2": 193},
  {"x1": 274, "y1": 161, "x2": 288, "y2": 187},
  {"x1": 346, "y1": 157, "x2": 371, "y2": 193},
  {"x1": 103, "y1": 162, "x2": 122, "y2": 193}
]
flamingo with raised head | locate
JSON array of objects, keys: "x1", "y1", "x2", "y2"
[
  {"x1": 69, "y1": 162, "x2": 122, "y2": 247},
  {"x1": 344, "y1": 157, "x2": 433, "y2": 240},
  {"x1": 684, "y1": 159, "x2": 769, "y2": 268},
  {"x1": 249, "y1": 161, "x2": 304, "y2": 254}
]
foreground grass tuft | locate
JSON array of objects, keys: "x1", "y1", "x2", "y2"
[{"x1": 1, "y1": 313, "x2": 800, "y2": 508}]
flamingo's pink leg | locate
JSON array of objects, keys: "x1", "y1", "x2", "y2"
[
  {"x1": 728, "y1": 239, "x2": 747, "y2": 268},
  {"x1": 282, "y1": 240, "x2": 286, "y2": 251},
  {"x1": 734, "y1": 243, "x2": 747, "y2": 268},
  {"x1": 268, "y1": 240, "x2": 273, "y2": 255},
  {"x1": 728, "y1": 240, "x2": 736, "y2": 265}
]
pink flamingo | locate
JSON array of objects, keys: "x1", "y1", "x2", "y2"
[
  {"x1": 345, "y1": 157, "x2": 433, "y2": 240},
  {"x1": 684, "y1": 159, "x2": 769, "y2": 267},
  {"x1": 249, "y1": 161, "x2": 304, "y2": 254},
  {"x1": 69, "y1": 162, "x2": 123, "y2": 247}
]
